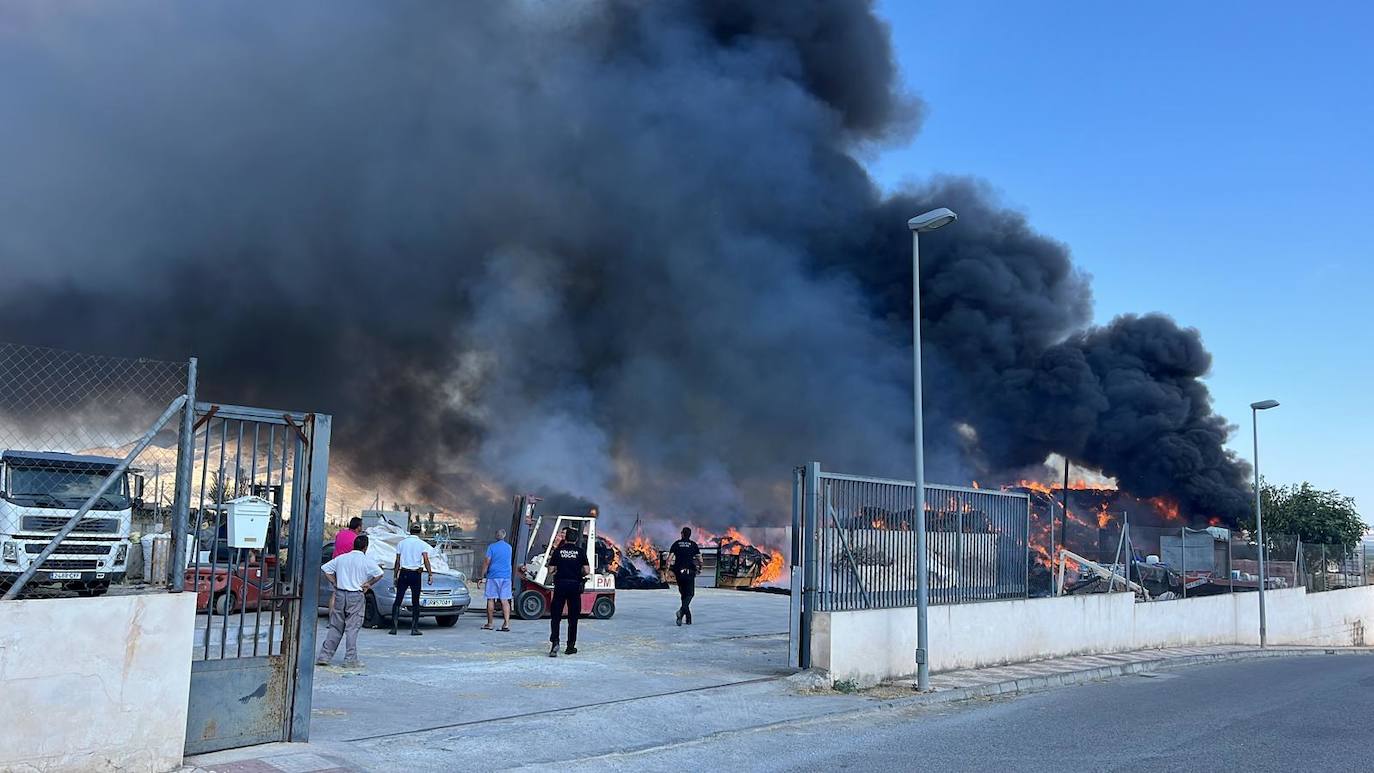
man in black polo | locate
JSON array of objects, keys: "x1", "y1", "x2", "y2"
[
  {"x1": 547, "y1": 526, "x2": 590, "y2": 657},
  {"x1": 669, "y1": 527, "x2": 702, "y2": 626}
]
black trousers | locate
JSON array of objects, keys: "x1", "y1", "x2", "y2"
[
  {"x1": 674, "y1": 568, "x2": 696, "y2": 617},
  {"x1": 392, "y1": 569, "x2": 423, "y2": 628},
  {"x1": 549, "y1": 584, "x2": 581, "y2": 645}
]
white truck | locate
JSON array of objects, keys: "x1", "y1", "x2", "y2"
[{"x1": 0, "y1": 450, "x2": 141, "y2": 596}]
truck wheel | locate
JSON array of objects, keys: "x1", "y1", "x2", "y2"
[
  {"x1": 214, "y1": 591, "x2": 239, "y2": 616},
  {"x1": 517, "y1": 590, "x2": 546, "y2": 620},
  {"x1": 435, "y1": 615, "x2": 459, "y2": 628},
  {"x1": 363, "y1": 593, "x2": 388, "y2": 629},
  {"x1": 592, "y1": 595, "x2": 615, "y2": 619}
]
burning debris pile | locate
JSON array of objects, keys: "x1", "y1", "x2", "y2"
[
  {"x1": 597, "y1": 524, "x2": 670, "y2": 590},
  {"x1": 596, "y1": 521, "x2": 787, "y2": 592},
  {"x1": 714, "y1": 528, "x2": 787, "y2": 590},
  {"x1": 1015, "y1": 475, "x2": 1258, "y2": 599}
]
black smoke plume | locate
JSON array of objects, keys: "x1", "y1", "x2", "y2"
[{"x1": 0, "y1": 0, "x2": 1250, "y2": 528}]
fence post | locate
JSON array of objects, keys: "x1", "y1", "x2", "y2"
[
  {"x1": 1321, "y1": 544, "x2": 1327, "y2": 592},
  {"x1": 169, "y1": 357, "x2": 197, "y2": 591},
  {"x1": 1228, "y1": 536, "x2": 1234, "y2": 593},
  {"x1": 800, "y1": 462, "x2": 820, "y2": 670},
  {"x1": 789, "y1": 465, "x2": 803, "y2": 669},
  {"x1": 1180, "y1": 526, "x2": 1186, "y2": 599}
]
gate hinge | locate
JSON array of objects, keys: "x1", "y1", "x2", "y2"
[{"x1": 914, "y1": 647, "x2": 927, "y2": 665}]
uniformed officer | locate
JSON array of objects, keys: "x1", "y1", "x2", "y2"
[{"x1": 668, "y1": 527, "x2": 702, "y2": 626}]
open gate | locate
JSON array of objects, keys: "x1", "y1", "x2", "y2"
[{"x1": 181, "y1": 403, "x2": 330, "y2": 754}]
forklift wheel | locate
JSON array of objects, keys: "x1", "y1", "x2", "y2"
[
  {"x1": 516, "y1": 590, "x2": 547, "y2": 620},
  {"x1": 591, "y1": 596, "x2": 615, "y2": 619}
]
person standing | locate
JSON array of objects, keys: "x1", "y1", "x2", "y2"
[
  {"x1": 317, "y1": 534, "x2": 383, "y2": 668},
  {"x1": 547, "y1": 527, "x2": 589, "y2": 657},
  {"x1": 334, "y1": 516, "x2": 363, "y2": 555},
  {"x1": 478, "y1": 528, "x2": 514, "y2": 632},
  {"x1": 327, "y1": 517, "x2": 365, "y2": 614},
  {"x1": 669, "y1": 527, "x2": 702, "y2": 626},
  {"x1": 390, "y1": 524, "x2": 433, "y2": 636}
]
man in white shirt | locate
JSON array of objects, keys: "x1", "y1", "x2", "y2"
[
  {"x1": 317, "y1": 534, "x2": 383, "y2": 668},
  {"x1": 391, "y1": 524, "x2": 434, "y2": 636}
]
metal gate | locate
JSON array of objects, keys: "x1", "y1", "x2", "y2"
[
  {"x1": 181, "y1": 402, "x2": 330, "y2": 754},
  {"x1": 790, "y1": 462, "x2": 1029, "y2": 669}
]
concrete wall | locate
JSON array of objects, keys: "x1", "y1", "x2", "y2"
[
  {"x1": 0, "y1": 593, "x2": 196, "y2": 772},
  {"x1": 815, "y1": 586, "x2": 1374, "y2": 685}
]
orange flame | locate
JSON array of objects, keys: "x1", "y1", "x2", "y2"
[{"x1": 1146, "y1": 496, "x2": 1181, "y2": 522}]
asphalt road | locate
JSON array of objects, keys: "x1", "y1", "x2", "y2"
[{"x1": 563, "y1": 654, "x2": 1374, "y2": 773}]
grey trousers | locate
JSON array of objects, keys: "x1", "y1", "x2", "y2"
[{"x1": 319, "y1": 589, "x2": 365, "y2": 663}]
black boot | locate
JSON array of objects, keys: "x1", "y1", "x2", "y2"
[
  {"x1": 549, "y1": 642, "x2": 559, "y2": 658},
  {"x1": 676, "y1": 609, "x2": 684, "y2": 627},
  {"x1": 410, "y1": 613, "x2": 423, "y2": 636}
]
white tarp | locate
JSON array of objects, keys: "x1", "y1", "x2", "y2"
[{"x1": 362, "y1": 517, "x2": 463, "y2": 578}]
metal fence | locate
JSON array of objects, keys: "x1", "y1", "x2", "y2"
[
  {"x1": 0, "y1": 341, "x2": 193, "y2": 597},
  {"x1": 1046, "y1": 519, "x2": 1368, "y2": 599},
  {"x1": 795, "y1": 463, "x2": 1030, "y2": 612}
]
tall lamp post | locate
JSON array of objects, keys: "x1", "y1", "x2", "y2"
[
  {"x1": 1250, "y1": 399, "x2": 1279, "y2": 647},
  {"x1": 908, "y1": 207, "x2": 957, "y2": 691}
]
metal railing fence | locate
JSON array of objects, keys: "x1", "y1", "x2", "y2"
[{"x1": 798, "y1": 465, "x2": 1030, "y2": 613}]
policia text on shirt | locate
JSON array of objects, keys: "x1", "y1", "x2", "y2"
[{"x1": 547, "y1": 527, "x2": 591, "y2": 657}]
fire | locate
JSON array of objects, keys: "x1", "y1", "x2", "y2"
[
  {"x1": 1096, "y1": 503, "x2": 1112, "y2": 529},
  {"x1": 1146, "y1": 496, "x2": 1181, "y2": 522},
  {"x1": 626, "y1": 530, "x2": 660, "y2": 568},
  {"x1": 716, "y1": 527, "x2": 787, "y2": 588}
]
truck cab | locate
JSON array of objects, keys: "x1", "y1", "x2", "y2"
[{"x1": 0, "y1": 450, "x2": 139, "y2": 596}]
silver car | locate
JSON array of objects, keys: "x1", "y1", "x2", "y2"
[{"x1": 317, "y1": 542, "x2": 471, "y2": 628}]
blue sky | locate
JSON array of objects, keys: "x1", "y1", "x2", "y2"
[{"x1": 872, "y1": 1, "x2": 1373, "y2": 517}]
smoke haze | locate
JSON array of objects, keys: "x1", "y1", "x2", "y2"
[{"x1": 0, "y1": 0, "x2": 1251, "y2": 529}]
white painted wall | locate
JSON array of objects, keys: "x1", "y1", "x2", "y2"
[
  {"x1": 816, "y1": 586, "x2": 1374, "y2": 685},
  {"x1": 0, "y1": 593, "x2": 196, "y2": 772}
]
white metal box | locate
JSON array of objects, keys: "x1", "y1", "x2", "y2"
[{"x1": 225, "y1": 495, "x2": 273, "y2": 549}]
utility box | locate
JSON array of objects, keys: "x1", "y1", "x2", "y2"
[{"x1": 226, "y1": 495, "x2": 273, "y2": 549}]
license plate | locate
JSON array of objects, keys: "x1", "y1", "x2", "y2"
[
  {"x1": 420, "y1": 598, "x2": 453, "y2": 607},
  {"x1": 50, "y1": 571, "x2": 81, "y2": 580}
]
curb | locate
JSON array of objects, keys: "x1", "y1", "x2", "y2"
[{"x1": 861, "y1": 646, "x2": 1374, "y2": 714}]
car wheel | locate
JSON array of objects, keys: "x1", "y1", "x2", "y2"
[
  {"x1": 516, "y1": 590, "x2": 547, "y2": 620},
  {"x1": 435, "y1": 615, "x2": 459, "y2": 628},
  {"x1": 592, "y1": 595, "x2": 615, "y2": 619},
  {"x1": 363, "y1": 593, "x2": 388, "y2": 629},
  {"x1": 214, "y1": 591, "x2": 239, "y2": 616}
]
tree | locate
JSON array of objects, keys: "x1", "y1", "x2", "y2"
[{"x1": 1241, "y1": 481, "x2": 1366, "y2": 549}]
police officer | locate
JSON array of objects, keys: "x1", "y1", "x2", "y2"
[
  {"x1": 547, "y1": 527, "x2": 590, "y2": 657},
  {"x1": 669, "y1": 527, "x2": 702, "y2": 626}
]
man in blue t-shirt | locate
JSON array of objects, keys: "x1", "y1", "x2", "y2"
[{"x1": 478, "y1": 529, "x2": 514, "y2": 631}]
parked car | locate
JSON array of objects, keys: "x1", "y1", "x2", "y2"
[{"x1": 316, "y1": 543, "x2": 471, "y2": 628}]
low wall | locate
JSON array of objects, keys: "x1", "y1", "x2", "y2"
[
  {"x1": 814, "y1": 585, "x2": 1374, "y2": 685},
  {"x1": 0, "y1": 592, "x2": 196, "y2": 772}
]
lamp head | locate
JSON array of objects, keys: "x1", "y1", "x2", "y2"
[
  {"x1": 1250, "y1": 399, "x2": 1280, "y2": 411},
  {"x1": 908, "y1": 208, "x2": 958, "y2": 233}
]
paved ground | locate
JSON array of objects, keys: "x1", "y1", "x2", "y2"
[
  {"x1": 185, "y1": 588, "x2": 1374, "y2": 772},
  {"x1": 568, "y1": 653, "x2": 1374, "y2": 773},
  {"x1": 309, "y1": 586, "x2": 800, "y2": 742}
]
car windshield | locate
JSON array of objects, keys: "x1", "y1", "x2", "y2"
[{"x1": 6, "y1": 465, "x2": 129, "y2": 509}]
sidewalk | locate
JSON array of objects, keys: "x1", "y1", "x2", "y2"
[{"x1": 179, "y1": 644, "x2": 1370, "y2": 771}]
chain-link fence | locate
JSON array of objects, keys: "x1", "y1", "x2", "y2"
[{"x1": 0, "y1": 341, "x2": 193, "y2": 597}]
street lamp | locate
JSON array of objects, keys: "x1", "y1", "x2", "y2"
[
  {"x1": 1250, "y1": 399, "x2": 1279, "y2": 647},
  {"x1": 908, "y1": 207, "x2": 957, "y2": 692}
]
